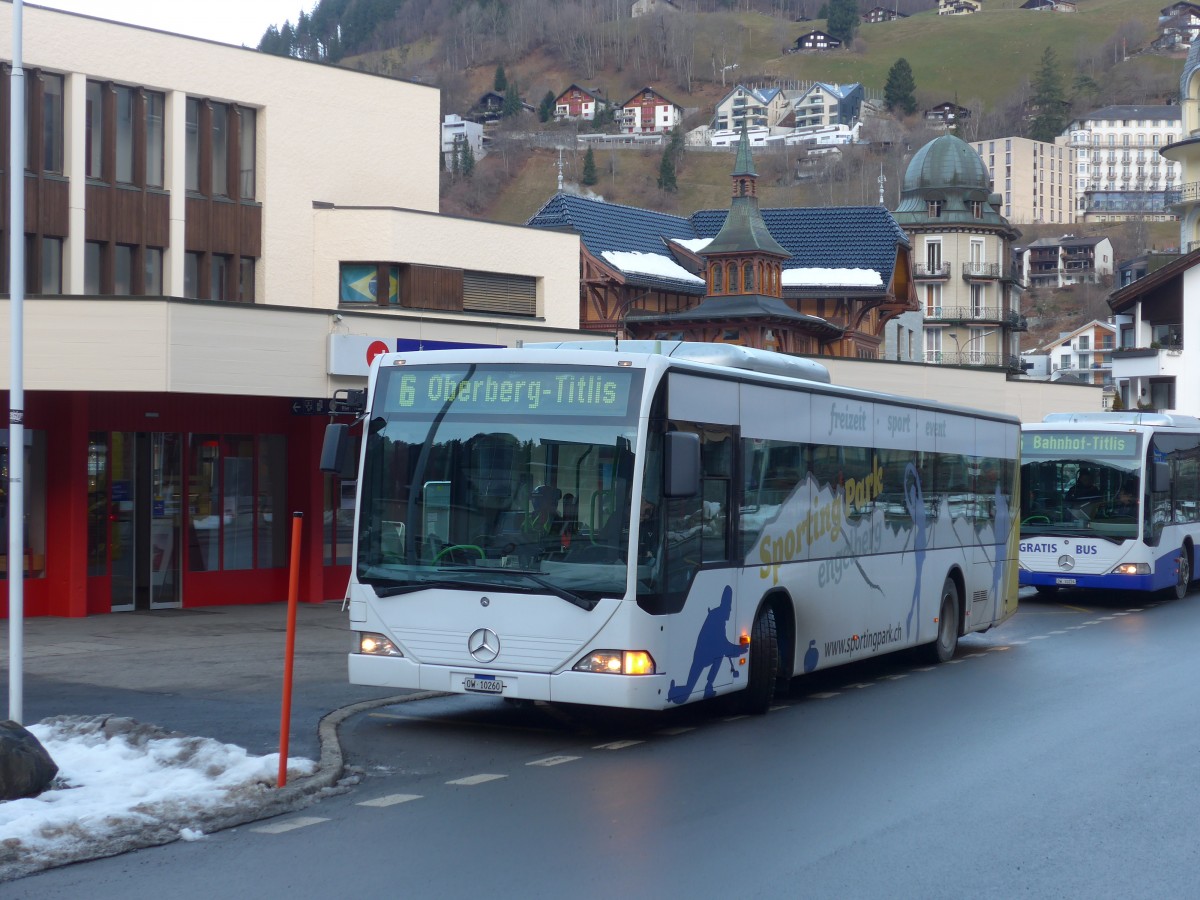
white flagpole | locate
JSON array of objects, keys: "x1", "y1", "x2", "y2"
[{"x1": 8, "y1": 0, "x2": 26, "y2": 724}]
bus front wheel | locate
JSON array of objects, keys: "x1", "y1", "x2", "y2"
[
  {"x1": 1174, "y1": 546, "x2": 1192, "y2": 600},
  {"x1": 924, "y1": 578, "x2": 960, "y2": 664},
  {"x1": 739, "y1": 604, "x2": 780, "y2": 715}
]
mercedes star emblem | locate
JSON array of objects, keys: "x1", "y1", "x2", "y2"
[
  {"x1": 468, "y1": 627, "x2": 500, "y2": 663},
  {"x1": 1058, "y1": 555, "x2": 1075, "y2": 571}
]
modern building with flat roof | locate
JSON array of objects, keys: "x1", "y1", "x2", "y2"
[{"x1": 0, "y1": 5, "x2": 590, "y2": 617}]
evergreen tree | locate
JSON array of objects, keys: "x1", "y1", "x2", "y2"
[
  {"x1": 451, "y1": 142, "x2": 461, "y2": 178},
  {"x1": 657, "y1": 149, "x2": 677, "y2": 192},
  {"x1": 503, "y1": 81, "x2": 522, "y2": 118},
  {"x1": 884, "y1": 58, "x2": 918, "y2": 117},
  {"x1": 494, "y1": 65, "x2": 508, "y2": 93},
  {"x1": 582, "y1": 146, "x2": 598, "y2": 186},
  {"x1": 461, "y1": 141, "x2": 476, "y2": 178},
  {"x1": 826, "y1": 0, "x2": 858, "y2": 46},
  {"x1": 539, "y1": 90, "x2": 557, "y2": 123},
  {"x1": 1029, "y1": 46, "x2": 1068, "y2": 143}
]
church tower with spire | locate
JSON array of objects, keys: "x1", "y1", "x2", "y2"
[{"x1": 701, "y1": 122, "x2": 791, "y2": 300}]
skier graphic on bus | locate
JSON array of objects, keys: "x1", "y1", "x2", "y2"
[{"x1": 667, "y1": 585, "x2": 743, "y2": 703}]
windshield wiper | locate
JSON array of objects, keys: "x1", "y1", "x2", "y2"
[{"x1": 465, "y1": 566, "x2": 598, "y2": 611}]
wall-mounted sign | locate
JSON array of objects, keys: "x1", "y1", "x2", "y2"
[{"x1": 328, "y1": 334, "x2": 504, "y2": 377}]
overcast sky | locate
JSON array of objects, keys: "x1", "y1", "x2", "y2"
[{"x1": 29, "y1": 0, "x2": 311, "y2": 48}]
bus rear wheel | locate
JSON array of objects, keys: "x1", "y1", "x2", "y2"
[
  {"x1": 1173, "y1": 546, "x2": 1191, "y2": 600},
  {"x1": 924, "y1": 578, "x2": 960, "y2": 664},
  {"x1": 738, "y1": 604, "x2": 780, "y2": 715}
]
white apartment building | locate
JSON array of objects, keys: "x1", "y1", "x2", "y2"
[
  {"x1": 441, "y1": 114, "x2": 485, "y2": 164},
  {"x1": 971, "y1": 136, "x2": 1075, "y2": 225},
  {"x1": 1065, "y1": 105, "x2": 1182, "y2": 222}
]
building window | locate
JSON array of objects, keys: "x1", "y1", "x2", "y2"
[
  {"x1": 146, "y1": 91, "x2": 165, "y2": 188},
  {"x1": 86, "y1": 80, "x2": 104, "y2": 179},
  {"x1": 0, "y1": 431, "x2": 48, "y2": 580},
  {"x1": 211, "y1": 254, "x2": 230, "y2": 301},
  {"x1": 115, "y1": 85, "x2": 135, "y2": 184},
  {"x1": 970, "y1": 200, "x2": 983, "y2": 218},
  {"x1": 185, "y1": 97, "x2": 201, "y2": 192},
  {"x1": 85, "y1": 241, "x2": 103, "y2": 294},
  {"x1": 712, "y1": 265, "x2": 724, "y2": 293},
  {"x1": 40, "y1": 237, "x2": 62, "y2": 294},
  {"x1": 114, "y1": 245, "x2": 133, "y2": 295},
  {"x1": 189, "y1": 434, "x2": 288, "y2": 572},
  {"x1": 184, "y1": 252, "x2": 200, "y2": 298},
  {"x1": 743, "y1": 263, "x2": 754, "y2": 292},
  {"x1": 239, "y1": 257, "x2": 255, "y2": 302},
  {"x1": 928, "y1": 200, "x2": 943, "y2": 218},
  {"x1": 239, "y1": 108, "x2": 256, "y2": 200},
  {"x1": 31, "y1": 72, "x2": 65, "y2": 175},
  {"x1": 211, "y1": 102, "x2": 229, "y2": 197},
  {"x1": 145, "y1": 248, "x2": 164, "y2": 296},
  {"x1": 340, "y1": 263, "x2": 399, "y2": 305}
]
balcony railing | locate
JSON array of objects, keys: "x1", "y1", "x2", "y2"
[
  {"x1": 914, "y1": 262, "x2": 951, "y2": 279},
  {"x1": 924, "y1": 306, "x2": 1026, "y2": 328},
  {"x1": 962, "y1": 262, "x2": 1002, "y2": 279},
  {"x1": 1180, "y1": 181, "x2": 1200, "y2": 203},
  {"x1": 924, "y1": 351, "x2": 1022, "y2": 370}
]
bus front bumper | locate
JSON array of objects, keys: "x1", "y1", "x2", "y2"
[
  {"x1": 1020, "y1": 570, "x2": 1158, "y2": 592},
  {"x1": 349, "y1": 653, "x2": 674, "y2": 710}
]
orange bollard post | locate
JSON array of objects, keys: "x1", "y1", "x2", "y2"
[{"x1": 278, "y1": 511, "x2": 304, "y2": 788}]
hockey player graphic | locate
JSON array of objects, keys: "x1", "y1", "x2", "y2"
[{"x1": 667, "y1": 586, "x2": 744, "y2": 704}]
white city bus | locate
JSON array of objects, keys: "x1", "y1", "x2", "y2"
[
  {"x1": 323, "y1": 341, "x2": 1020, "y2": 713},
  {"x1": 1020, "y1": 411, "x2": 1200, "y2": 599}
]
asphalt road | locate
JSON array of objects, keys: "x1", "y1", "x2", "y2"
[{"x1": 11, "y1": 588, "x2": 1200, "y2": 898}]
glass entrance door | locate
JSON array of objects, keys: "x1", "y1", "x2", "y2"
[{"x1": 109, "y1": 432, "x2": 182, "y2": 611}]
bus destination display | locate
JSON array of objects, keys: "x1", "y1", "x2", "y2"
[
  {"x1": 1021, "y1": 431, "x2": 1139, "y2": 459},
  {"x1": 382, "y1": 366, "x2": 637, "y2": 417}
]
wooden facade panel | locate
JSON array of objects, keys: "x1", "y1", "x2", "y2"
[
  {"x1": 185, "y1": 196, "x2": 209, "y2": 251},
  {"x1": 401, "y1": 264, "x2": 463, "y2": 311},
  {"x1": 85, "y1": 183, "x2": 111, "y2": 241},
  {"x1": 36, "y1": 178, "x2": 69, "y2": 236},
  {"x1": 209, "y1": 199, "x2": 239, "y2": 254},
  {"x1": 113, "y1": 186, "x2": 145, "y2": 244},
  {"x1": 145, "y1": 191, "x2": 170, "y2": 247},
  {"x1": 239, "y1": 204, "x2": 262, "y2": 258}
]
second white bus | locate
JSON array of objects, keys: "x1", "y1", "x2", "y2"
[{"x1": 1020, "y1": 411, "x2": 1200, "y2": 598}]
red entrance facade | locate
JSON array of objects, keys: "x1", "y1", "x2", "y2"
[{"x1": 1, "y1": 390, "x2": 354, "y2": 617}]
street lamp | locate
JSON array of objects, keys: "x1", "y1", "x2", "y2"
[{"x1": 948, "y1": 328, "x2": 998, "y2": 366}]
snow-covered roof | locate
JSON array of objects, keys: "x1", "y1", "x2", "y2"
[
  {"x1": 601, "y1": 250, "x2": 705, "y2": 284},
  {"x1": 783, "y1": 267, "x2": 882, "y2": 288}
]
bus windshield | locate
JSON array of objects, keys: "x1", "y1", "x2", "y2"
[
  {"x1": 1020, "y1": 430, "x2": 1142, "y2": 541},
  {"x1": 356, "y1": 363, "x2": 644, "y2": 603}
]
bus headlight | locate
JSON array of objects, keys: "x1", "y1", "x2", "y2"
[
  {"x1": 1112, "y1": 563, "x2": 1151, "y2": 576},
  {"x1": 358, "y1": 632, "x2": 403, "y2": 656},
  {"x1": 573, "y1": 650, "x2": 656, "y2": 675}
]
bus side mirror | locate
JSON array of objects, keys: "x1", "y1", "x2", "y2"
[
  {"x1": 664, "y1": 432, "x2": 701, "y2": 498},
  {"x1": 320, "y1": 423, "x2": 350, "y2": 475},
  {"x1": 1153, "y1": 461, "x2": 1171, "y2": 493}
]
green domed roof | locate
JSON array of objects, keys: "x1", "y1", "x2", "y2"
[
  {"x1": 902, "y1": 134, "x2": 990, "y2": 193},
  {"x1": 892, "y1": 134, "x2": 1015, "y2": 234}
]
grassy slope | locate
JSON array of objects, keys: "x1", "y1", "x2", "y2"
[{"x1": 765, "y1": 0, "x2": 1172, "y2": 109}]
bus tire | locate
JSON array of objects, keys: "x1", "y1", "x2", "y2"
[
  {"x1": 739, "y1": 604, "x2": 780, "y2": 715},
  {"x1": 1173, "y1": 546, "x2": 1191, "y2": 600},
  {"x1": 924, "y1": 578, "x2": 960, "y2": 664}
]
